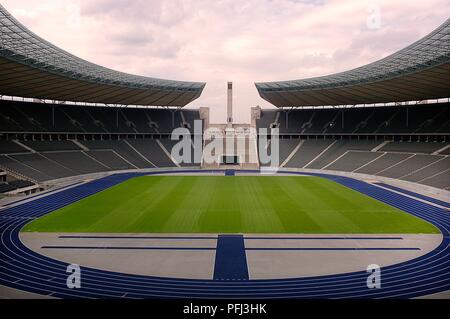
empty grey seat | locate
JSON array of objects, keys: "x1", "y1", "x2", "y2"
[
  {"x1": 44, "y1": 152, "x2": 109, "y2": 175},
  {"x1": 160, "y1": 138, "x2": 200, "y2": 166},
  {"x1": 10, "y1": 153, "x2": 74, "y2": 179},
  {"x1": 285, "y1": 139, "x2": 334, "y2": 168},
  {"x1": 377, "y1": 155, "x2": 444, "y2": 179},
  {"x1": 420, "y1": 170, "x2": 450, "y2": 189},
  {"x1": 401, "y1": 157, "x2": 450, "y2": 183},
  {"x1": 380, "y1": 142, "x2": 448, "y2": 154},
  {"x1": 81, "y1": 140, "x2": 151, "y2": 169},
  {"x1": 306, "y1": 139, "x2": 378, "y2": 169},
  {"x1": 355, "y1": 153, "x2": 411, "y2": 175},
  {"x1": 86, "y1": 150, "x2": 134, "y2": 170},
  {"x1": 325, "y1": 151, "x2": 382, "y2": 172},
  {"x1": 22, "y1": 140, "x2": 81, "y2": 152},
  {"x1": 134, "y1": 138, "x2": 175, "y2": 167},
  {"x1": 0, "y1": 155, "x2": 51, "y2": 181},
  {"x1": 0, "y1": 141, "x2": 29, "y2": 154}
]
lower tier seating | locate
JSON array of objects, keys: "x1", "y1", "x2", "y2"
[
  {"x1": 0, "y1": 137, "x2": 448, "y2": 190},
  {"x1": 0, "y1": 138, "x2": 199, "y2": 182},
  {"x1": 273, "y1": 139, "x2": 450, "y2": 190}
]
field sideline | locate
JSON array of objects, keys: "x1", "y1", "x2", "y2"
[{"x1": 23, "y1": 176, "x2": 439, "y2": 234}]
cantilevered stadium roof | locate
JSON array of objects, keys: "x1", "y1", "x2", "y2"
[
  {"x1": 256, "y1": 19, "x2": 450, "y2": 107},
  {"x1": 0, "y1": 4, "x2": 205, "y2": 107}
]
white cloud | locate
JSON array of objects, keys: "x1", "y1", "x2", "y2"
[{"x1": 2, "y1": 0, "x2": 449, "y2": 123}]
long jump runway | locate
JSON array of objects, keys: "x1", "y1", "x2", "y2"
[{"x1": 0, "y1": 171, "x2": 449, "y2": 298}]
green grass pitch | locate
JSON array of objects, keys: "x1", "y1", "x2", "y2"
[{"x1": 23, "y1": 176, "x2": 439, "y2": 234}]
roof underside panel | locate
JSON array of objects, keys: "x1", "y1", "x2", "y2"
[
  {"x1": 0, "y1": 5, "x2": 205, "y2": 106},
  {"x1": 256, "y1": 19, "x2": 450, "y2": 107}
]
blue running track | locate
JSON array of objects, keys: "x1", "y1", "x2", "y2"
[
  {"x1": 374, "y1": 182, "x2": 450, "y2": 209},
  {"x1": 0, "y1": 170, "x2": 448, "y2": 298}
]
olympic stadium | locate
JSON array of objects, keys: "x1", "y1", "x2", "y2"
[{"x1": 0, "y1": 3, "x2": 449, "y2": 301}]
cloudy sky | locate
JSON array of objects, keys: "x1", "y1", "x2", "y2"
[{"x1": 3, "y1": 0, "x2": 449, "y2": 123}]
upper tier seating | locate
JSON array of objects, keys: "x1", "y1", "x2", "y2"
[
  {"x1": 256, "y1": 103, "x2": 450, "y2": 134},
  {"x1": 0, "y1": 100, "x2": 201, "y2": 134}
]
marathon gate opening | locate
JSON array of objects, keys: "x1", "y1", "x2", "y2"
[
  {"x1": 170, "y1": 120, "x2": 279, "y2": 169},
  {"x1": 221, "y1": 155, "x2": 239, "y2": 165}
]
